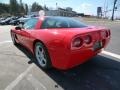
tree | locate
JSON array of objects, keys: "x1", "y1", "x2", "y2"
[
  {"x1": 19, "y1": 0, "x2": 25, "y2": 15},
  {"x1": 44, "y1": 5, "x2": 49, "y2": 11},
  {"x1": 9, "y1": 0, "x2": 19, "y2": 15},
  {"x1": 31, "y1": 2, "x2": 43, "y2": 12},
  {"x1": 0, "y1": 3, "x2": 10, "y2": 14},
  {"x1": 25, "y1": 4, "x2": 28, "y2": 15},
  {"x1": 0, "y1": 0, "x2": 29, "y2": 16}
]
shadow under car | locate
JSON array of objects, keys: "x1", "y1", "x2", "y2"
[{"x1": 15, "y1": 44, "x2": 120, "y2": 90}]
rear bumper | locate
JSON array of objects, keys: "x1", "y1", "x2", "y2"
[
  {"x1": 68, "y1": 49, "x2": 102, "y2": 68},
  {"x1": 53, "y1": 49, "x2": 101, "y2": 70}
]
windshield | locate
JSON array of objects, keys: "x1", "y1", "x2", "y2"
[{"x1": 41, "y1": 17, "x2": 88, "y2": 29}]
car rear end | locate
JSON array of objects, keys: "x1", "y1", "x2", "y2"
[
  {"x1": 53, "y1": 27, "x2": 111, "y2": 70},
  {"x1": 38, "y1": 16, "x2": 110, "y2": 70}
]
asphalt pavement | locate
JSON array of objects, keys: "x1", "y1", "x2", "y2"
[{"x1": 0, "y1": 19, "x2": 120, "y2": 90}]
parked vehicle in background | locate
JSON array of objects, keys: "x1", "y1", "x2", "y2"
[
  {"x1": 0, "y1": 18, "x2": 5, "y2": 21},
  {"x1": 0, "y1": 18, "x2": 9, "y2": 25},
  {"x1": 0, "y1": 17, "x2": 14, "y2": 25},
  {"x1": 9, "y1": 19, "x2": 20, "y2": 25},
  {"x1": 9, "y1": 17, "x2": 20, "y2": 25},
  {"x1": 0, "y1": 16, "x2": 31, "y2": 25}
]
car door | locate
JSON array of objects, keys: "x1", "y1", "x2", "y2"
[
  {"x1": 16, "y1": 29, "x2": 30, "y2": 47},
  {"x1": 17, "y1": 18, "x2": 38, "y2": 49}
]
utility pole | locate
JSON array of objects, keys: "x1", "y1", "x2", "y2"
[
  {"x1": 104, "y1": 0, "x2": 107, "y2": 18},
  {"x1": 111, "y1": 0, "x2": 117, "y2": 21}
]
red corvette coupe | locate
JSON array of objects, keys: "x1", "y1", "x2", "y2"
[{"x1": 11, "y1": 16, "x2": 111, "y2": 70}]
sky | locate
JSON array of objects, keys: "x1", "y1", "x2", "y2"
[{"x1": 0, "y1": 0, "x2": 119, "y2": 17}]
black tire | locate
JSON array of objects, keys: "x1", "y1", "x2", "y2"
[{"x1": 34, "y1": 42, "x2": 52, "y2": 69}]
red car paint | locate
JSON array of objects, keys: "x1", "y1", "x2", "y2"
[{"x1": 11, "y1": 16, "x2": 111, "y2": 70}]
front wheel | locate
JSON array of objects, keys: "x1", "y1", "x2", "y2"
[{"x1": 34, "y1": 42, "x2": 52, "y2": 69}]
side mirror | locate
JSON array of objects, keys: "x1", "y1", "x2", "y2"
[{"x1": 15, "y1": 26, "x2": 22, "y2": 30}]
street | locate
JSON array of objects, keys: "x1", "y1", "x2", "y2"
[{"x1": 0, "y1": 19, "x2": 120, "y2": 90}]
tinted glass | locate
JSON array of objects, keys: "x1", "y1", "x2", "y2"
[
  {"x1": 41, "y1": 17, "x2": 87, "y2": 29},
  {"x1": 23, "y1": 18, "x2": 38, "y2": 29}
]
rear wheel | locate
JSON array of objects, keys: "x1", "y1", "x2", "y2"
[{"x1": 34, "y1": 42, "x2": 52, "y2": 69}]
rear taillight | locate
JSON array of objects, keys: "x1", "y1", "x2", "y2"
[
  {"x1": 84, "y1": 35, "x2": 92, "y2": 44},
  {"x1": 72, "y1": 37, "x2": 83, "y2": 48}
]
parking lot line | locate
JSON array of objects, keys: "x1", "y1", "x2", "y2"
[
  {"x1": 102, "y1": 50, "x2": 120, "y2": 59},
  {"x1": 27, "y1": 74, "x2": 47, "y2": 90},
  {"x1": 4, "y1": 64, "x2": 35, "y2": 90},
  {"x1": 0, "y1": 40, "x2": 12, "y2": 45}
]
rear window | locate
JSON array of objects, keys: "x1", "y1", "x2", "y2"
[{"x1": 41, "y1": 17, "x2": 87, "y2": 29}]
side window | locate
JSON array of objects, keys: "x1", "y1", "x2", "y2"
[
  {"x1": 23, "y1": 18, "x2": 38, "y2": 29},
  {"x1": 55, "y1": 21, "x2": 68, "y2": 28},
  {"x1": 41, "y1": 18, "x2": 56, "y2": 29}
]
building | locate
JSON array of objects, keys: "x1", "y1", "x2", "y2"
[
  {"x1": 28, "y1": 7, "x2": 77, "y2": 17},
  {"x1": 45, "y1": 7, "x2": 77, "y2": 17},
  {"x1": 97, "y1": 7, "x2": 102, "y2": 18}
]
